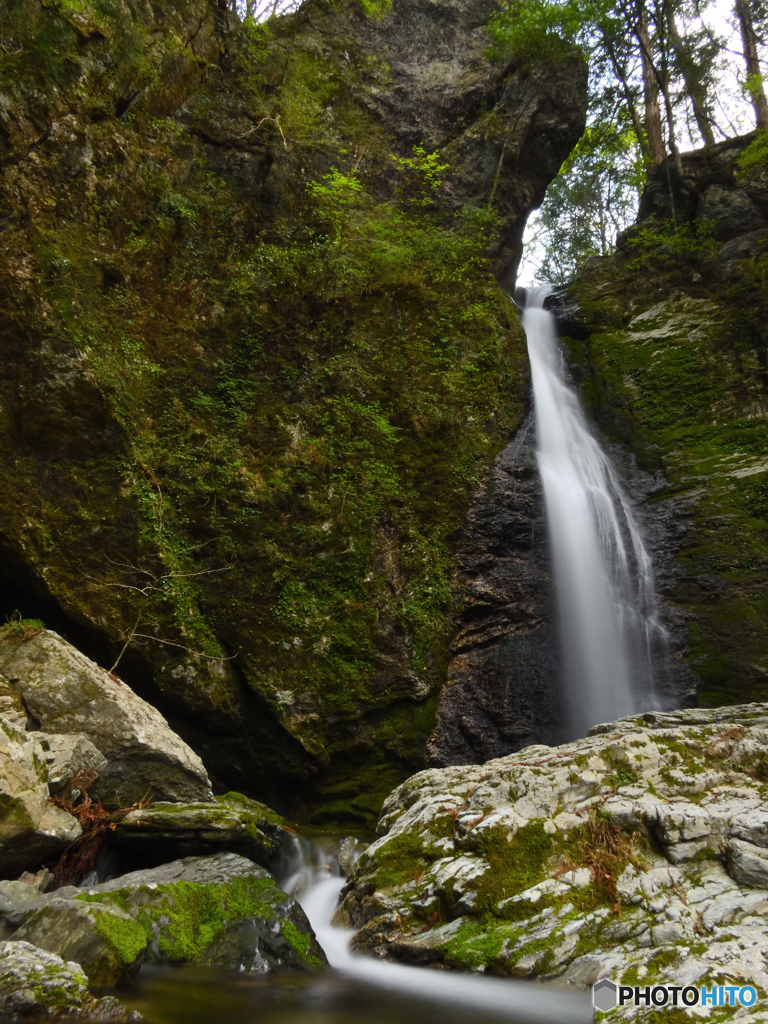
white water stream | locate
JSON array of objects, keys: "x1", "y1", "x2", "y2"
[
  {"x1": 286, "y1": 845, "x2": 592, "y2": 1024},
  {"x1": 519, "y1": 285, "x2": 667, "y2": 737}
]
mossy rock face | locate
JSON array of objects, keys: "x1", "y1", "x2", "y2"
[
  {"x1": 339, "y1": 704, "x2": 768, "y2": 1019},
  {"x1": 0, "y1": 0, "x2": 586, "y2": 829},
  {"x1": 77, "y1": 851, "x2": 327, "y2": 973},
  {"x1": 12, "y1": 898, "x2": 148, "y2": 987}
]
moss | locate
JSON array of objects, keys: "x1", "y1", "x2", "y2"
[
  {"x1": 91, "y1": 910, "x2": 148, "y2": 965},
  {"x1": 78, "y1": 875, "x2": 291, "y2": 964},
  {"x1": 281, "y1": 920, "x2": 325, "y2": 968},
  {"x1": 0, "y1": 0, "x2": 528, "y2": 825},
  {"x1": 471, "y1": 821, "x2": 554, "y2": 912}
]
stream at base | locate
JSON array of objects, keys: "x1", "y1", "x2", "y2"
[{"x1": 122, "y1": 843, "x2": 593, "y2": 1024}]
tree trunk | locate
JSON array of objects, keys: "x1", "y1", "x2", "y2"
[
  {"x1": 605, "y1": 33, "x2": 650, "y2": 160},
  {"x1": 637, "y1": 4, "x2": 666, "y2": 163},
  {"x1": 736, "y1": 0, "x2": 768, "y2": 129},
  {"x1": 668, "y1": 7, "x2": 715, "y2": 145}
]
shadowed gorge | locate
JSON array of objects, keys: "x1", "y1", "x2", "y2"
[{"x1": 0, "y1": 0, "x2": 587, "y2": 828}]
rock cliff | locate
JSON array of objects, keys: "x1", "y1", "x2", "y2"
[
  {"x1": 0, "y1": 0, "x2": 587, "y2": 826},
  {"x1": 558, "y1": 133, "x2": 768, "y2": 712}
]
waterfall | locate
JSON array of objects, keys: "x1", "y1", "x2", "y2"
[{"x1": 518, "y1": 285, "x2": 667, "y2": 738}]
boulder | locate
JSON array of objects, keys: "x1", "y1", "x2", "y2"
[
  {"x1": 0, "y1": 631, "x2": 213, "y2": 807},
  {"x1": 33, "y1": 735, "x2": 108, "y2": 798},
  {"x1": 12, "y1": 898, "x2": 148, "y2": 987},
  {"x1": 340, "y1": 703, "x2": 768, "y2": 1020},
  {"x1": 0, "y1": 940, "x2": 137, "y2": 1021},
  {"x1": 114, "y1": 792, "x2": 296, "y2": 877},
  {"x1": 0, "y1": 713, "x2": 81, "y2": 879},
  {"x1": 79, "y1": 852, "x2": 326, "y2": 974},
  {"x1": 0, "y1": 883, "x2": 49, "y2": 930}
]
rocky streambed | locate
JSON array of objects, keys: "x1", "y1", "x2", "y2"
[{"x1": 4, "y1": 624, "x2": 768, "y2": 1022}]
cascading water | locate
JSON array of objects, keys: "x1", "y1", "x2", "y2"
[{"x1": 519, "y1": 285, "x2": 668, "y2": 739}]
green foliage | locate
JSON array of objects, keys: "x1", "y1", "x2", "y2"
[
  {"x1": 737, "y1": 128, "x2": 768, "y2": 177},
  {"x1": 487, "y1": 0, "x2": 602, "y2": 64},
  {"x1": 532, "y1": 120, "x2": 644, "y2": 283},
  {"x1": 625, "y1": 218, "x2": 720, "y2": 271}
]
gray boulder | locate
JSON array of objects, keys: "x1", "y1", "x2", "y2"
[
  {"x1": 0, "y1": 713, "x2": 81, "y2": 878},
  {"x1": 13, "y1": 898, "x2": 148, "y2": 987},
  {"x1": 33, "y1": 734, "x2": 108, "y2": 798},
  {"x1": 0, "y1": 940, "x2": 137, "y2": 1020},
  {"x1": 0, "y1": 630, "x2": 213, "y2": 807}
]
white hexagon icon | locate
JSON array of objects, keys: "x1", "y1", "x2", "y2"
[{"x1": 593, "y1": 979, "x2": 618, "y2": 1012}]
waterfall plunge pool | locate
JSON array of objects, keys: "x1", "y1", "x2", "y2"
[{"x1": 120, "y1": 846, "x2": 593, "y2": 1024}]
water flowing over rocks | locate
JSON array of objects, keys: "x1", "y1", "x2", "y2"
[
  {"x1": 339, "y1": 704, "x2": 768, "y2": 1017},
  {"x1": 0, "y1": 629, "x2": 214, "y2": 807}
]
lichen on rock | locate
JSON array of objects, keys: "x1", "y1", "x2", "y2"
[
  {"x1": 0, "y1": 940, "x2": 137, "y2": 1021},
  {"x1": 339, "y1": 703, "x2": 768, "y2": 1019}
]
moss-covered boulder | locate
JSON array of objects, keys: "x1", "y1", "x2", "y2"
[
  {"x1": 339, "y1": 704, "x2": 768, "y2": 1020},
  {"x1": 0, "y1": 940, "x2": 137, "y2": 1021},
  {"x1": 114, "y1": 792, "x2": 295, "y2": 877},
  {"x1": 77, "y1": 852, "x2": 326, "y2": 974}
]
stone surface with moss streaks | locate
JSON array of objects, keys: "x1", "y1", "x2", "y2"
[
  {"x1": 77, "y1": 852, "x2": 327, "y2": 974},
  {"x1": 339, "y1": 704, "x2": 768, "y2": 1022},
  {"x1": 12, "y1": 897, "x2": 148, "y2": 987},
  {"x1": 114, "y1": 792, "x2": 294, "y2": 877},
  {"x1": 0, "y1": 939, "x2": 137, "y2": 1021}
]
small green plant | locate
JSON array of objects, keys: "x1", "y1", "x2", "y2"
[
  {"x1": 393, "y1": 145, "x2": 449, "y2": 206},
  {"x1": 2, "y1": 611, "x2": 45, "y2": 640}
]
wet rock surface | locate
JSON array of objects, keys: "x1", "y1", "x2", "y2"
[
  {"x1": 0, "y1": 940, "x2": 137, "y2": 1021},
  {"x1": 77, "y1": 852, "x2": 326, "y2": 975},
  {"x1": 13, "y1": 898, "x2": 147, "y2": 987},
  {"x1": 0, "y1": 630, "x2": 214, "y2": 807},
  {"x1": 113, "y1": 793, "x2": 294, "y2": 877},
  {"x1": 340, "y1": 704, "x2": 768, "y2": 1019},
  {"x1": 2, "y1": 853, "x2": 325, "y2": 981},
  {"x1": 428, "y1": 414, "x2": 562, "y2": 766}
]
